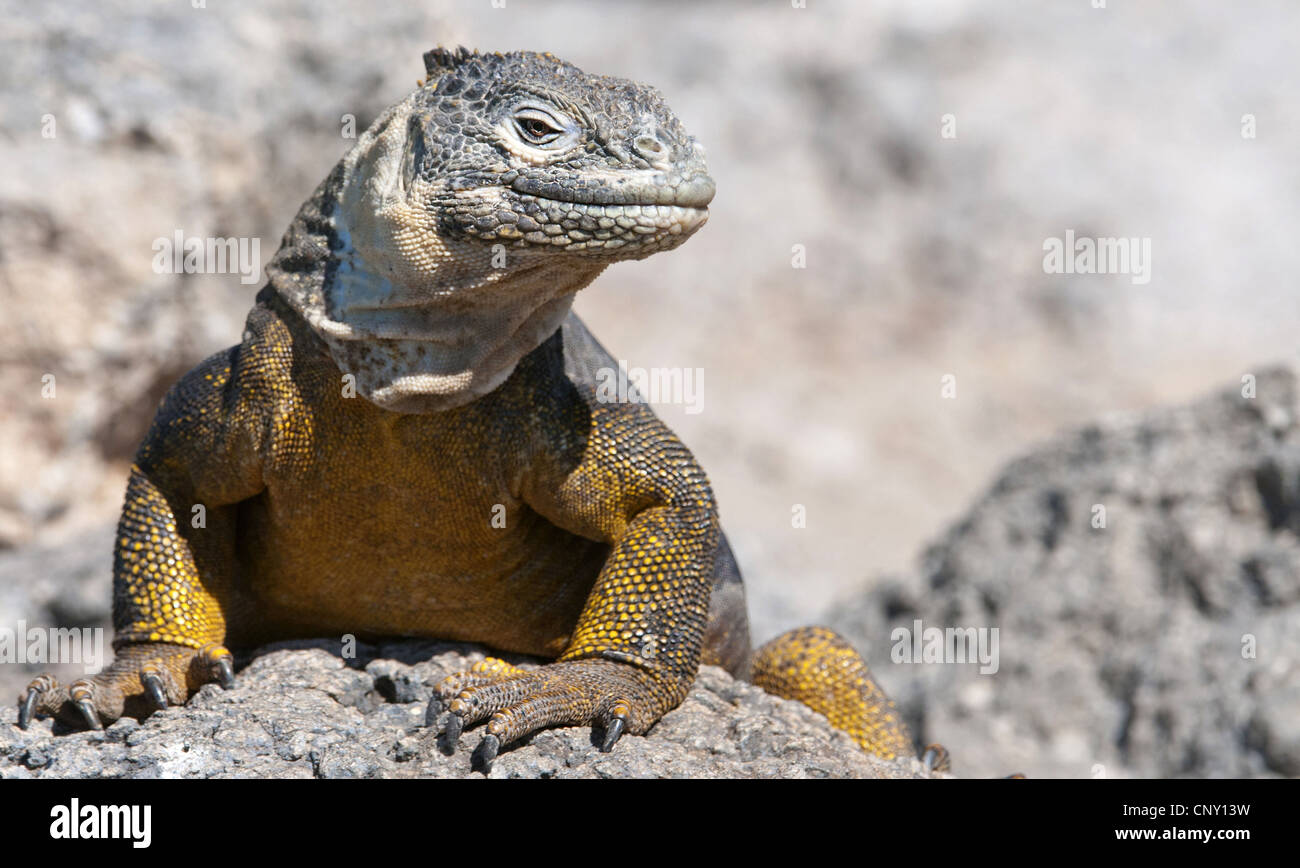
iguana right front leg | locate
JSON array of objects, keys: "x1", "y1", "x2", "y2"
[{"x1": 19, "y1": 349, "x2": 264, "y2": 729}]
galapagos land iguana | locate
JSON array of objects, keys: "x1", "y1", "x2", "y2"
[{"x1": 18, "y1": 47, "x2": 942, "y2": 773}]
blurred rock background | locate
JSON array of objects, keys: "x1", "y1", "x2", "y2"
[{"x1": 1, "y1": 0, "x2": 1297, "y2": 777}]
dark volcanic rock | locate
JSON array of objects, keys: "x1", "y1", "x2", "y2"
[
  {"x1": 831, "y1": 366, "x2": 1300, "y2": 779},
  {"x1": 0, "y1": 640, "x2": 928, "y2": 779}
]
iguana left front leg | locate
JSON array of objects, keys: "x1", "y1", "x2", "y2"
[{"x1": 428, "y1": 396, "x2": 718, "y2": 768}]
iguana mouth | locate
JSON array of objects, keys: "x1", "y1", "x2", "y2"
[
  {"x1": 450, "y1": 174, "x2": 714, "y2": 254},
  {"x1": 508, "y1": 173, "x2": 715, "y2": 209}
]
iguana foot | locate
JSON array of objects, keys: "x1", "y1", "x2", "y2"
[
  {"x1": 16, "y1": 642, "x2": 235, "y2": 730},
  {"x1": 427, "y1": 657, "x2": 655, "y2": 771}
]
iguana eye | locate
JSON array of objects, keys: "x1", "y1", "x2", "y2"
[
  {"x1": 520, "y1": 117, "x2": 556, "y2": 140},
  {"x1": 513, "y1": 109, "x2": 564, "y2": 146}
]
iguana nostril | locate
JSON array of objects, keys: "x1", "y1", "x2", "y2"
[
  {"x1": 634, "y1": 135, "x2": 665, "y2": 155},
  {"x1": 633, "y1": 133, "x2": 672, "y2": 168}
]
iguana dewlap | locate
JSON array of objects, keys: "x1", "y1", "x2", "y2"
[{"x1": 19, "y1": 48, "x2": 933, "y2": 772}]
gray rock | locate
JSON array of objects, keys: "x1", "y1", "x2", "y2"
[
  {"x1": 830, "y1": 366, "x2": 1300, "y2": 779},
  {"x1": 0, "y1": 640, "x2": 928, "y2": 779},
  {"x1": 0, "y1": 525, "x2": 114, "y2": 709}
]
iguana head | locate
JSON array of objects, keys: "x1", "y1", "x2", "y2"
[
  {"x1": 270, "y1": 49, "x2": 715, "y2": 414},
  {"x1": 414, "y1": 47, "x2": 715, "y2": 258}
]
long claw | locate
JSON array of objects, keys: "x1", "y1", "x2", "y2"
[
  {"x1": 75, "y1": 698, "x2": 103, "y2": 731},
  {"x1": 424, "y1": 697, "x2": 445, "y2": 728},
  {"x1": 600, "y1": 716, "x2": 625, "y2": 752},
  {"x1": 216, "y1": 657, "x2": 235, "y2": 689},
  {"x1": 18, "y1": 686, "x2": 41, "y2": 730},
  {"x1": 922, "y1": 743, "x2": 951, "y2": 773},
  {"x1": 142, "y1": 672, "x2": 168, "y2": 710},
  {"x1": 473, "y1": 734, "x2": 500, "y2": 774},
  {"x1": 437, "y1": 711, "x2": 463, "y2": 754}
]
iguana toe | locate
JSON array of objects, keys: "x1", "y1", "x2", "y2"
[
  {"x1": 215, "y1": 655, "x2": 236, "y2": 689},
  {"x1": 17, "y1": 673, "x2": 54, "y2": 729},
  {"x1": 473, "y1": 734, "x2": 501, "y2": 772},
  {"x1": 73, "y1": 693, "x2": 106, "y2": 730},
  {"x1": 64, "y1": 677, "x2": 123, "y2": 730},
  {"x1": 600, "y1": 711, "x2": 626, "y2": 752},
  {"x1": 141, "y1": 670, "x2": 169, "y2": 710}
]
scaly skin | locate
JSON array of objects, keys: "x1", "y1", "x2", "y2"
[
  {"x1": 18, "y1": 47, "x2": 939, "y2": 772},
  {"x1": 752, "y1": 627, "x2": 914, "y2": 762}
]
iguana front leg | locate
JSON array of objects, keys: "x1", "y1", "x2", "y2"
[
  {"x1": 429, "y1": 399, "x2": 718, "y2": 767},
  {"x1": 18, "y1": 350, "x2": 262, "y2": 729}
]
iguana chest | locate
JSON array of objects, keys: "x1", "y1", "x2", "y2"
[{"x1": 228, "y1": 366, "x2": 603, "y2": 656}]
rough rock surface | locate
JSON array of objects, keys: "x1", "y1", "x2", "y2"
[
  {"x1": 0, "y1": 641, "x2": 928, "y2": 779},
  {"x1": 831, "y1": 366, "x2": 1300, "y2": 779}
]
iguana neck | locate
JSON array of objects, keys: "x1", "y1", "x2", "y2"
[{"x1": 266, "y1": 99, "x2": 607, "y2": 415}]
